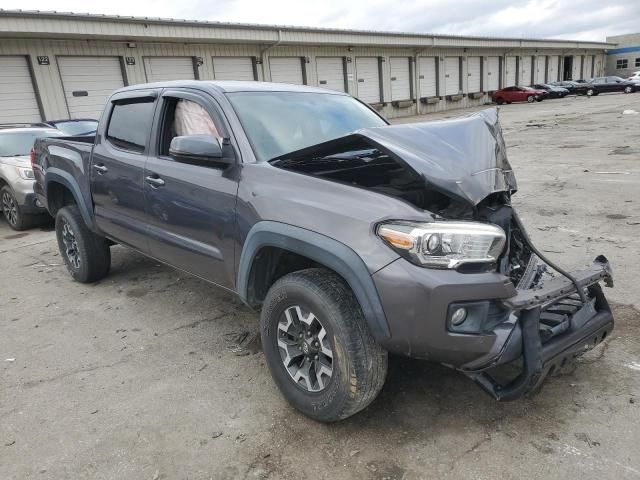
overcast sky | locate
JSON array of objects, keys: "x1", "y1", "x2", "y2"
[{"x1": 2, "y1": 0, "x2": 638, "y2": 42}]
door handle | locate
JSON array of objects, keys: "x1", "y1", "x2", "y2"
[
  {"x1": 145, "y1": 175, "x2": 165, "y2": 188},
  {"x1": 93, "y1": 164, "x2": 108, "y2": 174}
]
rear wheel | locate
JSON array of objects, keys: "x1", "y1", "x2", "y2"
[
  {"x1": 527, "y1": 95, "x2": 535, "y2": 103},
  {"x1": 1, "y1": 186, "x2": 33, "y2": 231},
  {"x1": 624, "y1": 86, "x2": 633, "y2": 94},
  {"x1": 495, "y1": 97, "x2": 505, "y2": 105},
  {"x1": 55, "y1": 205, "x2": 111, "y2": 283},
  {"x1": 260, "y1": 268, "x2": 388, "y2": 422},
  {"x1": 586, "y1": 88, "x2": 595, "y2": 97}
]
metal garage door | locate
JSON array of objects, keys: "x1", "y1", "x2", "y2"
[
  {"x1": 584, "y1": 55, "x2": 593, "y2": 79},
  {"x1": 572, "y1": 56, "x2": 581, "y2": 80},
  {"x1": 519, "y1": 56, "x2": 532, "y2": 85},
  {"x1": 390, "y1": 57, "x2": 411, "y2": 100},
  {"x1": 444, "y1": 57, "x2": 460, "y2": 95},
  {"x1": 58, "y1": 56, "x2": 125, "y2": 120},
  {"x1": 535, "y1": 56, "x2": 546, "y2": 83},
  {"x1": 505, "y1": 57, "x2": 517, "y2": 86},
  {"x1": 316, "y1": 57, "x2": 346, "y2": 92},
  {"x1": 144, "y1": 57, "x2": 195, "y2": 83},
  {"x1": 487, "y1": 56, "x2": 500, "y2": 91},
  {"x1": 212, "y1": 57, "x2": 255, "y2": 81},
  {"x1": 0, "y1": 56, "x2": 41, "y2": 123},
  {"x1": 418, "y1": 56, "x2": 437, "y2": 97},
  {"x1": 355, "y1": 57, "x2": 381, "y2": 104},
  {"x1": 467, "y1": 56, "x2": 481, "y2": 92},
  {"x1": 548, "y1": 56, "x2": 559, "y2": 82},
  {"x1": 269, "y1": 57, "x2": 304, "y2": 85}
]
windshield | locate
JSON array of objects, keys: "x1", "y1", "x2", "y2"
[
  {"x1": 53, "y1": 120, "x2": 98, "y2": 136},
  {"x1": 227, "y1": 91, "x2": 387, "y2": 161},
  {"x1": 0, "y1": 130, "x2": 63, "y2": 156}
]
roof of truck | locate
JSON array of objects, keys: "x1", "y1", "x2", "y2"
[{"x1": 115, "y1": 80, "x2": 347, "y2": 96}]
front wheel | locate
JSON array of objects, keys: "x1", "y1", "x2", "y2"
[
  {"x1": 586, "y1": 88, "x2": 595, "y2": 97},
  {"x1": 527, "y1": 95, "x2": 535, "y2": 103},
  {"x1": 624, "y1": 86, "x2": 633, "y2": 94},
  {"x1": 1, "y1": 186, "x2": 33, "y2": 231},
  {"x1": 495, "y1": 97, "x2": 505, "y2": 105},
  {"x1": 55, "y1": 205, "x2": 111, "y2": 283},
  {"x1": 260, "y1": 268, "x2": 388, "y2": 422}
]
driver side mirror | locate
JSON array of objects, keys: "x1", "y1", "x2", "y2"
[{"x1": 169, "y1": 135, "x2": 233, "y2": 167}]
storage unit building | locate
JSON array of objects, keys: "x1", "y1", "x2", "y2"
[
  {"x1": 0, "y1": 55, "x2": 41, "y2": 123},
  {"x1": 0, "y1": 10, "x2": 611, "y2": 121}
]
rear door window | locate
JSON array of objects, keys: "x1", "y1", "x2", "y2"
[{"x1": 106, "y1": 100, "x2": 155, "y2": 153}]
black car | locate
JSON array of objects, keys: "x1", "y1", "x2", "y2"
[
  {"x1": 548, "y1": 81, "x2": 588, "y2": 95},
  {"x1": 584, "y1": 76, "x2": 639, "y2": 96},
  {"x1": 32, "y1": 118, "x2": 98, "y2": 136},
  {"x1": 531, "y1": 84, "x2": 569, "y2": 98}
]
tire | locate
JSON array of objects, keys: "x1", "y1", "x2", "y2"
[
  {"x1": 495, "y1": 97, "x2": 505, "y2": 105},
  {"x1": 55, "y1": 205, "x2": 111, "y2": 283},
  {"x1": 586, "y1": 88, "x2": 595, "y2": 97},
  {"x1": 624, "y1": 86, "x2": 633, "y2": 94},
  {"x1": 260, "y1": 268, "x2": 388, "y2": 422},
  {"x1": 535, "y1": 97, "x2": 543, "y2": 102},
  {"x1": 527, "y1": 95, "x2": 535, "y2": 103},
  {"x1": 1, "y1": 185, "x2": 34, "y2": 231}
]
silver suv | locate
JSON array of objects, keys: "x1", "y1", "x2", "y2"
[{"x1": 0, "y1": 126, "x2": 63, "y2": 230}]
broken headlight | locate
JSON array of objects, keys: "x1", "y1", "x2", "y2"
[{"x1": 377, "y1": 221, "x2": 506, "y2": 269}]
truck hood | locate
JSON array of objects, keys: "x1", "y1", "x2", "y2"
[
  {"x1": 0, "y1": 155, "x2": 31, "y2": 167},
  {"x1": 356, "y1": 108, "x2": 516, "y2": 205},
  {"x1": 271, "y1": 107, "x2": 516, "y2": 207}
]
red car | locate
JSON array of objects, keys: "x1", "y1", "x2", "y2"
[{"x1": 492, "y1": 86, "x2": 547, "y2": 104}]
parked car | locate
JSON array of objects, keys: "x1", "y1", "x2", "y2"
[
  {"x1": 33, "y1": 118, "x2": 98, "y2": 136},
  {"x1": 33, "y1": 81, "x2": 614, "y2": 422},
  {"x1": 0, "y1": 126, "x2": 64, "y2": 230},
  {"x1": 584, "y1": 76, "x2": 639, "y2": 96},
  {"x1": 548, "y1": 81, "x2": 589, "y2": 95},
  {"x1": 492, "y1": 86, "x2": 547, "y2": 104},
  {"x1": 627, "y1": 71, "x2": 640, "y2": 81},
  {"x1": 530, "y1": 84, "x2": 569, "y2": 98}
]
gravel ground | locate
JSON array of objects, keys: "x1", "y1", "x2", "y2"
[{"x1": 1, "y1": 93, "x2": 639, "y2": 480}]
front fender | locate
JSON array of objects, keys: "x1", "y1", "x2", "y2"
[{"x1": 237, "y1": 221, "x2": 391, "y2": 342}]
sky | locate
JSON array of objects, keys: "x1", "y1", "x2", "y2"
[{"x1": 1, "y1": 0, "x2": 638, "y2": 42}]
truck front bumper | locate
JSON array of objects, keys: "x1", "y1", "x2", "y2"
[{"x1": 372, "y1": 255, "x2": 614, "y2": 400}]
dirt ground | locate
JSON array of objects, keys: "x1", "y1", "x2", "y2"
[{"x1": 1, "y1": 93, "x2": 639, "y2": 480}]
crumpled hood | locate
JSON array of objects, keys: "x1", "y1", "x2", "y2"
[
  {"x1": 355, "y1": 108, "x2": 517, "y2": 206},
  {"x1": 0, "y1": 155, "x2": 31, "y2": 168}
]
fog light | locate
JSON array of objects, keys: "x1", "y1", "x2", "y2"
[{"x1": 450, "y1": 307, "x2": 467, "y2": 326}]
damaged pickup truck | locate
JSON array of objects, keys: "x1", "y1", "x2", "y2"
[{"x1": 33, "y1": 81, "x2": 614, "y2": 422}]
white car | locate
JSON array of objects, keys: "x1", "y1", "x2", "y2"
[
  {"x1": 628, "y1": 71, "x2": 640, "y2": 84},
  {"x1": 0, "y1": 126, "x2": 64, "y2": 230}
]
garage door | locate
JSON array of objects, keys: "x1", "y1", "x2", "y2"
[
  {"x1": 535, "y1": 56, "x2": 546, "y2": 83},
  {"x1": 486, "y1": 56, "x2": 500, "y2": 91},
  {"x1": 584, "y1": 55, "x2": 593, "y2": 79},
  {"x1": 0, "y1": 56, "x2": 41, "y2": 123},
  {"x1": 519, "y1": 56, "x2": 532, "y2": 85},
  {"x1": 355, "y1": 57, "x2": 381, "y2": 104},
  {"x1": 572, "y1": 56, "x2": 581, "y2": 80},
  {"x1": 144, "y1": 57, "x2": 195, "y2": 83},
  {"x1": 316, "y1": 57, "x2": 346, "y2": 92},
  {"x1": 58, "y1": 56, "x2": 125, "y2": 120},
  {"x1": 548, "y1": 56, "x2": 559, "y2": 82},
  {"x1": 269, "y1": 57, "x2": 304, "y2": 85},
  {"x1": 390, "y1": 57, "x2": 411, "y2": 100},
  {"x1": 212, "y1": 57, "x2": 255, "y2": 81},
  {"x1": 467, "y1": 56, "x2": 481, "y2": 92},
  {"x1": 444, "y1": 57, "x2": 460, "y2": 95},
  {"x1": 505, "y1": 57, "x2": 517, "y2": 86},
  {"x1": 418, "y1": 56, "x2": 437, "y2": 97}
]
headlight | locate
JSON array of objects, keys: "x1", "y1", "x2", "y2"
[
  {"x1": 16, "y1": 167, "x2": 35, "y2": 180},
  {"x1": 377, "y1": 221, "x2": 506, "y2": 269}
]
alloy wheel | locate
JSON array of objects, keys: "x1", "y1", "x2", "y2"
[
  {"x1": 61, "y1": 220, "x2": 81, "y2": 269},
  {"x1": 2, "y1": 191, "x2": 18, "y2": 227},
  {"x1": 277, "y1": 305, "x2": 334, "y2": 392}
]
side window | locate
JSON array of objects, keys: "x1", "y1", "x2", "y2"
[
  {"x1": 106, "y1": 100, "x2": 155, "y2": 153},
  {"x1": 158, "y1": 97, "x2": 224, "y2": 157}
]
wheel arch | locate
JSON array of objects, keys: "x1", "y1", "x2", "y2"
[
  {"x1": 237, "y1": 221, "x2": 391, "y2": 342},
  {"x1": 45, "y1": 168, "x2": 94, "y2": 229}
]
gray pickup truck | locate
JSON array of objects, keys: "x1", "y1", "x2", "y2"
[{"x1": 33, "y1": 81, "x2": 614, "y2": 422}]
